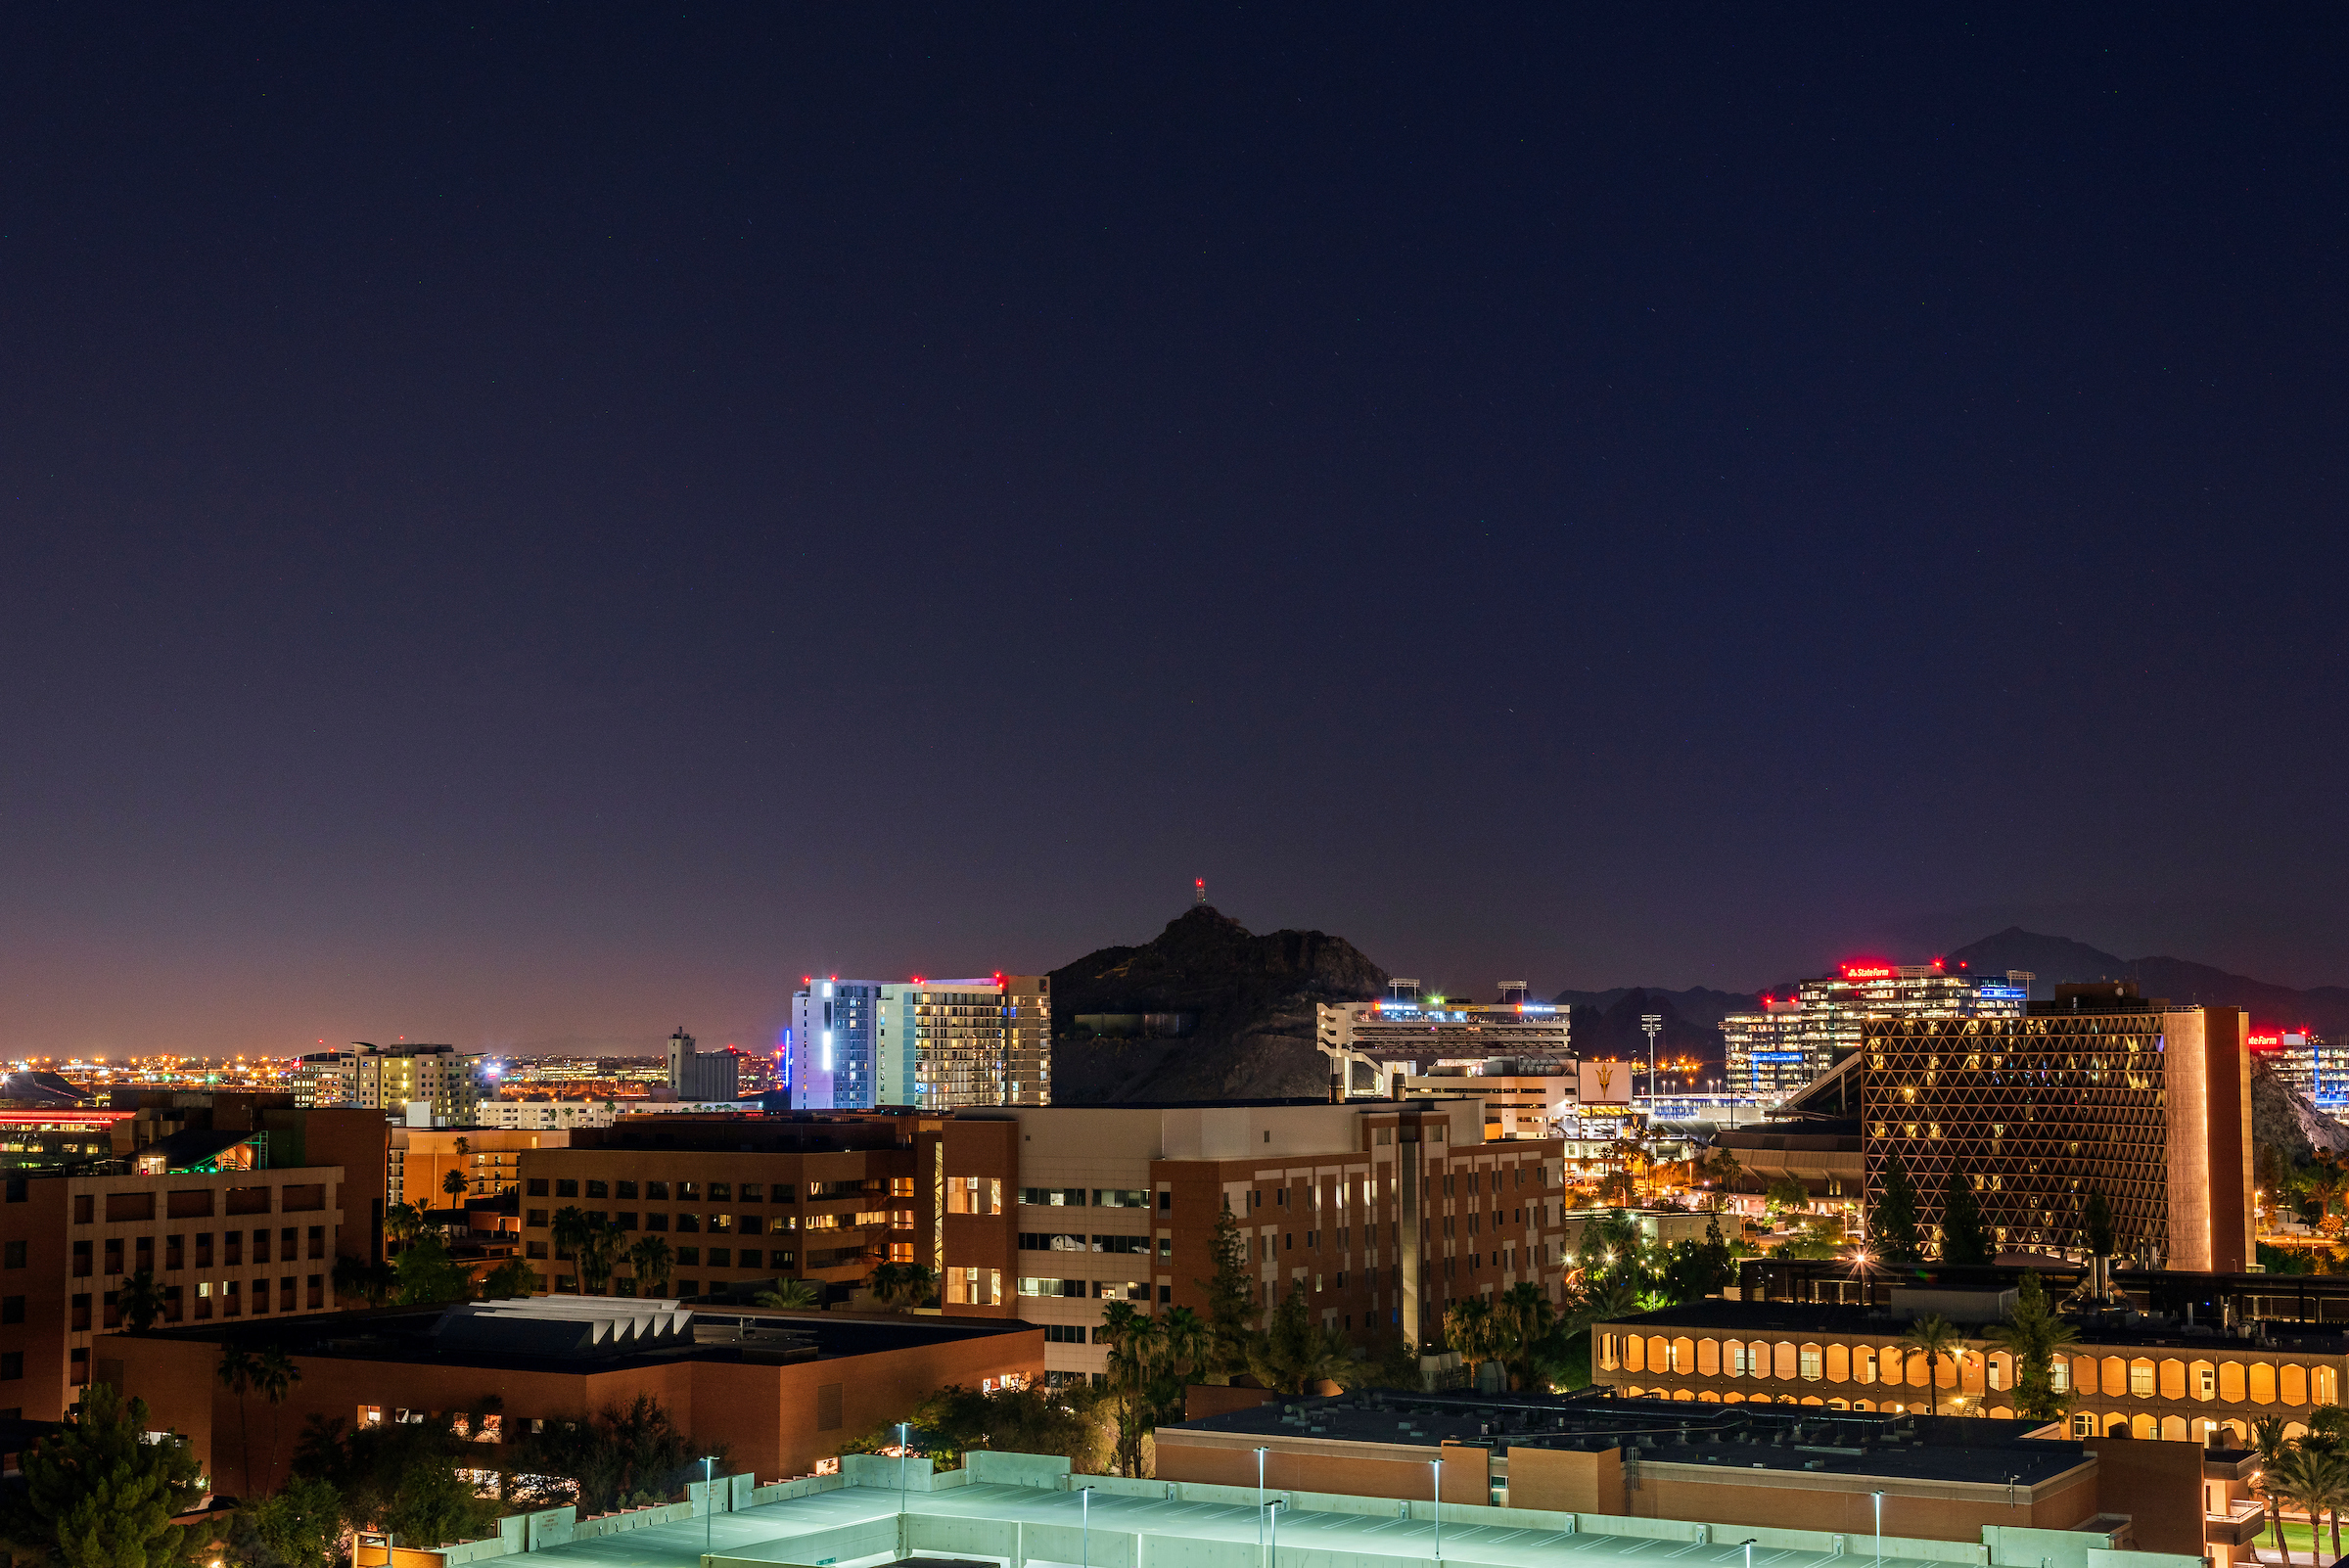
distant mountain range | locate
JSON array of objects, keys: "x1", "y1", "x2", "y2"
[{"x1": 1944, "y1": 927, "x2": 2349, "y2": 1038}]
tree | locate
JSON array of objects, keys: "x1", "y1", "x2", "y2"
[
  {"x1": 1703, "y1": 1144, "x2": 1748, "y2": 1207},
  {"x1": 861, "y1": 1381, "x2": 1111, "y2": 1474},
  {"x1": 2251, "y1": 1414, "x2": 2296, "y2": 1561},
  {"x1": 502, "y1": 1394, "x2": 723, "y2": 1514},
  {"x1": 1897, "y1": 1313, "x2": 1964, "y2": 1417},
  {"x1": 219, "y1": 1346, "x2": 259, "y2": 1498},
  {"x1": 629, "y1": 1234, "x2": 675, "y2": 1297},
  {"x1": 392, "y1": 1231, "x2": 474, "y2": 1306},
  {"x1": 864, "y1": 1262, "x2": 937, "y2": 1313},
  {"x1": 384, "y1": 1203, "x2": 428, "y2": 1248},
  {"x1": 1193, "y1": 1207, "x2": 1257, "y2": 1379},
  {"x1": 1246, "y1": 1282, "x2": 1359, "y2": 1396},
  {"x1": 292, "y1": 1408, "x2": 501, "y2": 1547},
  {"x1": 1495, "y1": 1281, "x2": 1557, "y2": 1392},
  {"x1": 254, "y1": 1345, "x2": 301, "y2": 1496},
  {"x1": 118, "y1": 1268, "x2": 169, "y2": 1333},
  {"x1": 2082, "y1": 1189, "x2": 2117, "y2": 1260},
  {"x1": 441, "y1": 1169, "x2": 468, "y2": 1205},
  {"x1": 1983, "y1": 1272, "x2": 2077, "y2": 1420},
  {"x1": 332, "y1": 1256, "x2": 397, "y2": 1308},
  {"x1": 235, "y1": 1474, "x2": 342, "y2": 1568},
  {"x1": 1763, "y1": 1175, "x2": 1810, "y2": 1221},
  {"x1": 549, "y1": 1206, "x2": 590, "y2": 1292},
  {"x1": 1871, "y1": 1152, "x2": 1923, "y2": 1268},
  {"x1": 754, "y1": 1276, "x2": 819, "y2": 1311},
  {"x1": 480, "y1": 1258, "x2": 535, "y2": 1300},
  {"x1": 1941, "y1": 1169, "x2": 1993, "y2": 1266},
  {"x1": 1442, "y1": 1299, "x2": 1498, "y2": 1387},
  {"x1": 1660, "y1": 1216, "x2": 1737, "y2": 1304},
  {"x1": 576, "y1": 1220, "x2": 624, "y2": 1296},
  {"x1": 5, "y1": 1384, "x2": 206, "y2": 1568},
  {"x1": 2266, "y1": 1442, "x2": 2348, "y2": 1565}
]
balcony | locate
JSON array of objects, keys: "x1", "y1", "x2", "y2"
[{"x1": 2207, "y1": 1500, "x2": 2270, "y2": 1549}]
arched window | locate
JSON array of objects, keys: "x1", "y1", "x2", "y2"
[
  {"x1": 2250, "y1": 1362, "x2": 2277, "y2": 1406},
  {"x1": 1698, "y1": 1338, "x2": 1720, "y2": 1377},
  {"x1": 2285, "y1": 1420, "x2": 2309, "y2": 1440},
  {"x1": 2220, "y1": 1361, "x2": 2246, "y2": 1403},
  {"x1": 1774, "y1": 1342, "x2": 1798, "y2": 1380},
  {"x1": 1960, "y1": 1354, "x2": 1984, "y2": 1394},
  {"x1": 1854, "y1": 1346, "x2": 1876, "y2": 1385},
  {"x1": 2282, "y1": 1364, "x2": 2308, "y2": 1407},
  {"x1": 1672, "y1": 1337, "x2": 1696, "y2": 1374},
  {"x1": 2224, "y1": 1418, "x2": 2248, "y2": 1445},
  {"x1": 2072, "y1": 1356, "x2": 2099, "y2": 1396},
  {"x1": 2161, "y1": 1416, "x2": 2188, "y2": 1442},
  {"x1": 1989, "y1": 1406, "x2": 2013, "y2": 1420},
  {"x1": 2317, "y1": 1367, "x2": 2338, "y2": 1406},
  {"x1": 1600, "y1": 1333, "x2": 1620, "y2": 1372},
  {"x1": 2159, "y1": 1360, "x2": 2186, "y2": 1401},
  {"x1": 1826, "y1": 1344, "x2": 1850, "y2": 1383},
  {"x1": 2105, "y1": 1413, "x2": 2131, "y2": 1436},
  {"x1": 2129, "y1": 1359, "x2": 2156, "y2": 1399},
  {"x1": 1673, "y1": 1388, "x2": 1695, "y2": 1402},
  {"x1": 1625, "y1": 1336, "x2": 1645, "y2": 1372},
  {"x1": 1910, "y1": 1353, "x2": 1931, "y2": 1389},
  {"x1": 1828, "y1": 1398, "x2": 1848, "y2": 1410},
  {"x1": 2101, "y1": 1356, "x2": 2127, "y2": 1396},
  {"x1": 2130, "y1": 1413, "x2": 2155, "y2": 1439},
  {"x1": 1698, "y1": 1391, "x2": 1721, "y2": 1403},
  {"x1": 1799, "y1": 1344, "x2": 1824, "y2": 1381},
  {"x1": 1987, "y1": 1351, "x2": 2012, "y2": 1391},
  {"x1": 1724, "y1": 1391, "x2": 1746, "y2": 1404},
  {"x1": 1648, "y1": 1336, "x2": 1669, "y2": 1373},
  {"x1": 1854, "y1": 1399, "x2": 1875, "y2": 1411},
  {"x1": 1801, "y1": 1395, "x2": 1824, "y2": 1407}
]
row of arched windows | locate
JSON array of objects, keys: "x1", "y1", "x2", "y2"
[
  {"x1": 1600, "y1": 1333, "x2": 2340, "y2": 1407},
  {"x1": 1617, "y1": 1387, "x2": 2310, "y2": 1444}
]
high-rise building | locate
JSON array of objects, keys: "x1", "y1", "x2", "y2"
[
  {"x1": 790, "y1": 980, "x2": 882, "y2": 1109},
  {"x1": 876, "y1": 975, "x2": 1051, "y2": 1109},
  {"x1": 293, "y1": 1043, "x2": 486, "y2": 1123},
  {"x1": 1721, "y1": 960, "x2": 2032, "y2": 1104},
  {"x1": 1316, "y1": 980, "x2": 1571, "y2": 1093},
  {"x1": 1861, "y1": 982, "x2": 2252, "y2": 1271},
  {"x1": 664, "y1": 1028, "x2": 740, "y2": 1102}
]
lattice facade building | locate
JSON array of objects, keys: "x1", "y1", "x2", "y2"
[{"x1": 1861, "y1": 983, "x2": 2251, "y2": 1271}]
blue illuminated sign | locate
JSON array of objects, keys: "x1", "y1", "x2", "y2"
[
  {"x1": 1978, "y1": 987, "x2": 2027, "y2": 999},
  {"x1": 1749, "y1": 1052, "x2": 1805, "y2": 1063}
]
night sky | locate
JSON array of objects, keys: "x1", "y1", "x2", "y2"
[{"x1": 4, "y1": 9, "x2": 2344, "y2": 1058}]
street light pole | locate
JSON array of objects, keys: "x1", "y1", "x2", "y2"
[
  {"x1": 1267, "y1": 1499, "x2": 1283, "y2": 1568},
  {"x1": 1872, "y1": 1490, "x2": 1885, "y2": 1568},
  {"x1": 704, "y1": 1455, "x2": 715, "y2": 1559},
  {"x1": 1739, "y1": 1540, "x2": 1757, "y2": 1568},
  {"x1": 1640, "y1": 1015, "x2": 1662, "y2": 1108},
  {"x1": 1081, "y1": 1486, "x2": 1094, "y2": 1568},
  {"x1": 1256, "y1": 1446, "x2": 1268, "y2": 1555},
  {"x1": 1431, "y1": 1456, "x2": 1444, "y2": 1562},
  {"x1": 898, "y1": 1422, "x2": 911, "y2": 1500}
]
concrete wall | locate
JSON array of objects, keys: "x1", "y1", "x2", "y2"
[
  {"x1": 1505, "y1": 1447, "x2": 1623, "y2": 1514},
  {"x1": 2080, "y1": 1437, "x2": 2204, "y2": 1559},
  {"x1": 968, "y1": 1451, "x2": 1074, "y2": 1489}
]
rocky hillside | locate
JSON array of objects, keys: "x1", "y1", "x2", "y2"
[
  {"x1": 2251, "y1": 1054, "x2": 2349, "y2": 1161},
  {"x1": 1048, "y1": 905, "x2": 1388, "y2": 1102}
]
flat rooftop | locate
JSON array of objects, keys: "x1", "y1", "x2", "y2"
[
  {"x1": 1607, "y1": 1298, "x2": 2349, "y2": 1355},
  {"x1": 120, "y1": 1303, "x2": 1036, "y2": 1375},
  {"x1": 529, "y1": 1479, "x2": 1980, "y2": 1568},
  {"x1": 1169, "y1": 1391, "x2": 2085, "y2": 1486}
]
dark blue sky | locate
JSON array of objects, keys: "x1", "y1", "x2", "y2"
[{"x1": 2, "y1": 8, "x2": 2343, "y2": 1057}]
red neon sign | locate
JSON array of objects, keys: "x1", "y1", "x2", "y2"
[{"x1": 1840, "y1": 963, "x2": 1894, "y2": 980}]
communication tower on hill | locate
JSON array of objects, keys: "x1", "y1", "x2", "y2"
[{"x1": 1194, "y1": 876, "x2": 1206, "y2": 905}]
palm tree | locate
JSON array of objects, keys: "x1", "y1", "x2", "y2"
[
  {"x1": 1160, "y1": 1305, "x2": 1210, "y2": 1381},
  {"x1": 441, "y1": 1168, "x2": 469, "y2": 1206},
  {"x1": 385, "y1": 1202, "x2": 428, "y2": 1249},
  {"x1": 2306, "y1": 1446, "x2": 2349, "y2": 1561},
  {"x1": 628, "y1": 1234, "x2": 674, "y2": 1297},
  {"x1": 755, "y1": 1276, "x2": 820, "y2": 1310},
  {"x1": 1897, "y1": 1313, "x2": 1965, "y2": 1417},
  {"x1": 216, "y1": 1345, "x2": 256, "y2": 1495},
  {"x1": 1496, "y1": 1281, "x2": 1557, "y2": 1392},
  {"x1": 2266, "y1": 1443, "x2": 2346, "y2": 1566},
  {"x1": 118, "y1": 1268, "x2": 169, "y2": 1332},
  {"x1": 2253, "y1": 1415, "x2": 2298, "y2": 1560},
  {"x1": 254, "y1": 1344, "x2": 300, "y2": 1493},
  {"x1": 549, "y1": 1206, "x2": 590, "y2": 1293},
  {"x1": 1442, "y1": 1299, "x2": 1499, "y2": 1388},
  {"x1": 865, "y1": 1262, "x2": 937, "y2": 1313},
  {"x1": 577, "y1": 1219, "x2": 623, "y2": 1295}
]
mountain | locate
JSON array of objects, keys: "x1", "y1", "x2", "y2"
[
  {"x1": 1550, "y1": 986, "x2": 1755, "y2": 1030},
  {"x1": 1047, "y1": 905, "x2": 1389, "y2": 1102},
  {"x1": 1947, "y1": 927, "x2": 2349, "y2": 1038}
]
